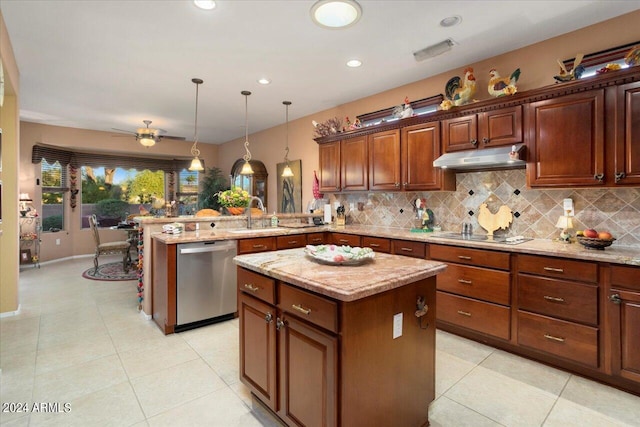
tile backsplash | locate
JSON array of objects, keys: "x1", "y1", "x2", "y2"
[{"x1": 329, "y1": 170, "x2": 640, "y2": 248}]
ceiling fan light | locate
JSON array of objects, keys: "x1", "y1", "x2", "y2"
[
  {"x1": 139, "y1": 137, "x2": 156, "y2": 147},
  {"x1": 189, "y1": 156, "x2": 204, "y2": 171},
  {"x1": 282, "y1": 165, "x2": 294, "y2": 177},
  {"x1": 240, "y1": 160, "x2": 254, "y2": 175}
]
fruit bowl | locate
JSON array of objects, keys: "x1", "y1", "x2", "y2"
[{"x1": 576, "y1": 236, "x2": 615, "y2": 250}]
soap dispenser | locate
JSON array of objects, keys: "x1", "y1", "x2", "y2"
[{"x1": 271, "y1": 211, "x2": 278, "y2": 227}]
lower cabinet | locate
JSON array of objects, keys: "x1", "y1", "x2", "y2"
[{"x1": 238, "y1": 267, "x2": 437, "y2": 426}]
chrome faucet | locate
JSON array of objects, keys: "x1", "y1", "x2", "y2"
[{"x1": 247, "y1": 196, "x2": 265, "y2": 229}]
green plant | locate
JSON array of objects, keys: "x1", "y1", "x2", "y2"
[
  {"x1": 42, "y1": 215, "x2": 63, "y2": 231},
  {"x1": 199, "y1": 167, "x2": 229, "y2": 210},
  {"x1": 95, "y1": 199, "x2": 129, "y2": 220},
  {"x1": 217, "y1": 186, "x2": 250, "y2": 208}
]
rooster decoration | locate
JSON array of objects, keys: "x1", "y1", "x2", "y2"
[
  {"x1": 392, "y1": 97, "x2": 414, "y2": 119},
  {"x1": 477, "y1": 203, "x2": 513, "y2": 236},
  {"x1": 554, "y1": 54, "x2": 584, "y2": 83},
  {"x1": 488, "y1": 68, "x2": 520, "y2": 97},
  {"x1": 440, "y1": 67, "x2": 476, "y2": 110}
]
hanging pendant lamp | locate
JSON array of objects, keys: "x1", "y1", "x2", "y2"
[
  {"x1": 281, "y1": 101, "x2": 294, "y2": 177},
  {"x1": 188, "y1": 78, "x2": 204, "y2": 171},
  {"x1": 240, "y1": 90, "x2": 254, "y2": 175}
]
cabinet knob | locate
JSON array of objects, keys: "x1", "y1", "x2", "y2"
[
  {"x1": 470, "y1": 139, "x2": 478, "y2": 146},
  {"x1": 609, "y1": 294, "x2": 622, "y2": 304},
  {"x1": 264, "y1": 312, "x2": 273, "y2": 323},
  {"x1": 395, "y1": 182, "x2": 400, "y2": 187},
  {"x1": 482, "y1": 137, "x2": 489, "y2": 144},
  {"x1": 276, "y1": 318, "x2": 285, "y2": 330},
  {"x1": 336, "y1": 186, "x2": 340, "y2": 190},
  {"x1": 615, "y1": 172, "x2": 626, "y2": 183},
  {"x1": 594, "y1": 173, "x2": 604, "y2": 182}
]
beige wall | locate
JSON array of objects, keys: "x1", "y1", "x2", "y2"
[
  {"x1": 19, "y1": 122, "x2": 219, "y2": 262},
  {"x1": 1, "y1": 11, "x2": 21, "y2": 314},
  {"x1": 218, "y1": 10, "x2": 640, "y2": 213}
]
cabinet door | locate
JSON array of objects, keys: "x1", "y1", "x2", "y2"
[
  {"x1": 402, "y1": 121, "x2": 453, "y2": 191},
  {"x1": 319, "y1": 141, "x2": 341, "y2": 192},
  {"x1": 368, "y1": 129, "x2": 400, "y2": 190},
  {"x1": 239, "y1": 292, "x2": 278, "y2": 410},
  {"x1": 478, "y1": 105, "x2": 522, "y2": 148},
  {"x1": 341, "y1": 135, "x2": 368, "y2": 191},
  {"x1": 442, "y1": 114, "x2": 478, "y2": 152},
  {"x1": 278, "y1": 315, "x2": 338, "y2": 427},
  {"x1": 526, "y1": 90, "x2": 605, "y2": 187},
  {"x1": 613, "y1": 81, "x2": 640, "y2": 185}
]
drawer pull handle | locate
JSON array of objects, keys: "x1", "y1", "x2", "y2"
[
  {"x1": 369, "y1": 243, "x2": 380, "y2": 247},
  {"x1": 311, "y1": 238, "x2": 322, "y2": 243},
  {"x1": 252, "y1": 244, "x2": 266, "y2": 249},
  {"x1": 458, "y1": 255, "x2": 472, "y2": 260},
  {"x1": 292, "y1": 304, "x2": 311, "y2": 315},
  {"x1": 458, "y1": 279, "x2": 472, "y2": 285},
  {"x1": 543, "y1": 295, "x2": 565, "y2": 303},
  {"x1": 543, "y1": 267, "x2": 564, "y2": 273},
  {"x1": 244, "y1": 284, "x2": 259, "y2": 292},
  {"x1": 287, "y1": 240, "x2": 298, "y2": 245},
  {"x1": 339, "y1": 239, "x2": 349, "y2": 243},
  {"x1": 544, "y1": 333, "x2": 565, "y2": 343},
  {"x1": 401, "y1": 247, "x2": 414, "y2": 252},
  {"x1": 457, "y1": 310, "x2": 471, "y2": 317}
]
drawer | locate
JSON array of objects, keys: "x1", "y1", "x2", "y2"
[
  {"x1": 306, "y1": 232, "x2": 327, "y2": 245},
  {"x1": 392, "y1": 240, "x2": 426, "y2": 259},
  {"x1": 237, "y1": 237, "x2": 276, "y2": 254},
  {"x1": 517, "y1": 311, "x2": 598, "y2": 368},
  {"x1": 276, "y1": 234, "x2": 307, "y2": 249},
  {"x1": 430, "y1": 245, "x2": 510, "y2": 270},
  {"x1": 279, "y1": 283, "x2": 338, "y2": 333},
  {"x1": 331, "y1": 233, "x2": 361, "y2": 247},
  {"x1": 517, "y1": 254, "x2": 597, "y2": 283},
  {"x1": 362, "y1": 236, "x2": 391, "y2": 253},
  {"x1": 518, "y1": 275, "x2": 598, "y2": 325},
  {"x1": 237, "y1": 268, "x2": 276, "y2": 305},
  {"x1": 611, "y1": 265, "x2": 640, "y2": 291},
  {"x1": 437, "y1": 264, "x2": 511, "y2": 305},
  {"x1": 437, "y1": 291, "x2": 510, "y2": 340}
]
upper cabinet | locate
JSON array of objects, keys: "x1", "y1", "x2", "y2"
[
  {"x1": 612, "y1": 81, "x2": 640, "y2": 186},
  {"x1": 442, "y1": 106, "x2": 522, "y2": 152},
  {"x1": 402, "y1": 122, "x2": 455, "y2": 191},
  {"x1": 318, "y1": 141, "x2": 341, "y2": 192},
  {"x1": 368, "y1": 129, "x2": 401, "y2": 190},
  {"x1": 318, "y1": 136, "x2": 368, "y2": 193},
  {"x1": 526, "y1": 89, "x2": 605, "y2": 187}
]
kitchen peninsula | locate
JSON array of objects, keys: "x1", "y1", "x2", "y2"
[{"x1": 233, "y1": 247, "x2": 447, "y2": 427}]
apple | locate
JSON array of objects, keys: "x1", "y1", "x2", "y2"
[
  {"x1": 584, "y1": 229, "x2": 599, "y2": 238},
  {"x1": 598, "y1": 231, "x2": 613, "y2": 240},
  {"x1": 333, "y1": 254, "x2": 345, "y2": 263}
]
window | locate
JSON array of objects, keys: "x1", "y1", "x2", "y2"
[
  {"x1": 81, "y1": 167, "x2": 165, "y2": 228},
  {"x1": 176, "y1": 169, "x2": 199, "y2": 216},
  {"x1": 41, "y1": 159, "x2": 66, "y2": 232},
  {"x1": 356, "y1": 95, "x2": 443, "y2": 127}
]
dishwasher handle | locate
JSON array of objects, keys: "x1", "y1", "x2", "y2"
[{"x1": 179, "y1": 241, "x2": 237, "y2": 254}]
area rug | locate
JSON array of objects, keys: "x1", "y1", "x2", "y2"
[{"x1": 82, "y1": 262, "x2": 137, "y2": 281}]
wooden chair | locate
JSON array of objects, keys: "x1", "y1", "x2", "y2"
[{"x1": 88, "y1": 214, "x2": 132, "y2": 274}]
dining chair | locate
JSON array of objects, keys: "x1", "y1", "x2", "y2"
[{"x1": 88, "y1": 214, "x2": 132, "y2": 273}]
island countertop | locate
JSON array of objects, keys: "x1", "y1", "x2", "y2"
[{"x1": 233, "y1": 247, "x2": 447, "y2": 302}]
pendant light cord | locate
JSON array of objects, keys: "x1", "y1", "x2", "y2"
[
  {"x1": 242, "y1": 91, "x2": 252, "y2": 163},
  {"x1": 284, "y1": 101, "x2": 290, "y2": 163},
  {"x1": 191, "y1": 79, "x2": 202, "y2": 157}
]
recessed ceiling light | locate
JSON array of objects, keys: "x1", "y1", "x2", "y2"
[
  {"x1": 193, "y1": 0, "x2": 216, "y2": 10},
  {"x1": 310, "y1": 0, "x2": 362, "y2": 29},
  {"x1": 257, "y1": 78, "x2": 271, "y2": 85},
  {"x1": 346, "y1": 59, "x2": 362, "y2": 68},
  {"x1": 440, "y1": 15, "x2": 461, "y2": 27}
]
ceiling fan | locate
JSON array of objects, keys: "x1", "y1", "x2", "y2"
[{"x1": 111, "y1": 120, "x2": 186, "y2": 147}]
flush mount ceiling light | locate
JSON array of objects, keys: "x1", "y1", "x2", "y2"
[
  {"x1": 193, "y1": 0, "x2": 216, "y2": 10},
  {"x1": 257, "y1": 78, "x2": 271, "y2": 85},
  {"x1": 310, "y1": 0, "x2": 362, "y2": 29},
  {"x1": 240, "y1": 90, "x2": 254, "y2": 175},
  {"x1": 188, "y1": 78, "x2": 204, "y2": 172},
  {"x1": 281, "y1": 101, "x2": 294, "y2": 178},
  {"x1": 346, "y1": 59, "x2": 362, "y2": 68},
  {"x1": 413, "y1": 38, "x2": 456, "y2": 62},
  {"x1": 440, "y1": 15, "x2": 461, "y2": 27}
]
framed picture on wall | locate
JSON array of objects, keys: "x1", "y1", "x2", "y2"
[
  {"x1": 276, "y1": 160, "x2": 302, "y2": 214},
  {"x1": 20, "y1": 249, "x2": 32, "y2": 264}
]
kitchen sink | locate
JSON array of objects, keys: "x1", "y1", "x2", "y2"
[{"x1": 227, "y1": 228, "x2": 280, "y2": 234}]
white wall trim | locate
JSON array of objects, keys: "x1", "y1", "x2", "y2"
[{"x1": 0, "y1": 304, "x2": 21, "y2": 318}]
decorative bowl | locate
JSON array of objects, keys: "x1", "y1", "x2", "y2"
[
  {"x1": 576, "y1": 236, "x2": 615, "y2": 250},
  {"x1": 226, "y1": 207, "x2": 245, "y2": 215},
  {"x1": 304, "y1": 244, "x2": 375, "y2": 265}
]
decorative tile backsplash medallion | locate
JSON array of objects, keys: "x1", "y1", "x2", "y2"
[{"x1": 330, "y1": 170, "x2": 640, "y2": 248}]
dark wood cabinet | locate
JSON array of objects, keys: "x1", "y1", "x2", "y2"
[
  {"x1": 330, "y1": 232, "x2": 361, "y2": 247},
  {"x1": 306, "y1": 232, "x2": 327, "y2": 245},
  {"x1": 526, "y1": 89, "x2": 605, "y2": 187},
  {"x1": 318, "y1": 141, "x2": 341, "y2": 192},
  {"x1": 402, "y1": 121, "x2": 455, "y2": 191},
  {"x1": 391, "y1": 239, "x2": 426, "y2": 258},
  {"x1": 612, "y1": 81, "x2": 640, "y2": 186},
  {"x1": 341, "y1": 135, "x2": 368, "y2": 191},
  {"x1": 442, "y1": 106, "x2": 522, "y2": 152},
  {"x1": 368, "y1": 129, "x2": 400, "y2": 190},
  {"x1": 237, "y1": 237, "x2": 276, "y2": 254},
  {"x1": 361, "y1": 236, "x2": 391, "y2": 253},
  {"x1": 276, "y1": 234, "x2": 307, "y2": 249}
]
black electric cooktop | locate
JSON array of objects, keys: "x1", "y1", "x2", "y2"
[{"x1": 436, "y1": 232, "x2": 533, "y2": 245}]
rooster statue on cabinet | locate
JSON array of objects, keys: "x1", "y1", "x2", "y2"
[
  {"x1": 440, "y1": 67, "x2": 476, "y2": 110},
  {"x1": 488, "y1": 68, "x2": 520, "y2": 97}
]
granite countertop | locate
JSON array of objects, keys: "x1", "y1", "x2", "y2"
[
  {"x1": 151, "y1": 224, "x2": 640, "y2": 267},
  {"x1": 233, "y1": 248, "x2": 447, "y2": 302}
]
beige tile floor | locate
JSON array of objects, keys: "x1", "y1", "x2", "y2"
[{"x1": 1, "y1": 256, "x2": 639, "y2": 426}]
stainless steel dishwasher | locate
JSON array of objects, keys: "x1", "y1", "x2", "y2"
[{"x1": 175, "y1": 240, "x2": 237, "y2": 332}]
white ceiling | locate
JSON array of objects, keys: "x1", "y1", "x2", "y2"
[{"x1": 2, "y1": 1, "x2": 638, "y2": 145}]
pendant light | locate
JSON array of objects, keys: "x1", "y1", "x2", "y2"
[
  {"x1": 281, "y1": 101, "x2": 294, "y2": 177},
  {"x1": 188, "y1": 78, "x2": 204, "y2": 171},
  {"x1": 240, "y1": 90, "x2": 254, "y2": 175}
]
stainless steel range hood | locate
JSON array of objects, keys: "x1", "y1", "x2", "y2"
[{"x1": 433, "y1": 143, "x2": 526, "y2": 170}]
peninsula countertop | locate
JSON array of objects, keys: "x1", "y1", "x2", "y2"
[{"x1": 233, "y1": 247, "x2": 447, "y2": 302}]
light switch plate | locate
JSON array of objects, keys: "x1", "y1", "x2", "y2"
[
  {"x1": 393, "y1": 313, "x2": 403, "y2": 339},
  {"x1": 563, "y1": 198, "x2": 574, "y2": 216}
]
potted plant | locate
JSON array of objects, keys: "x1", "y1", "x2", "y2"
[
  {"x1": 217, "y1": 186, "x2": 250, "y2": 215},
  {"x1": 199, "y1": 167, "x2": 229, "y2": 211}
]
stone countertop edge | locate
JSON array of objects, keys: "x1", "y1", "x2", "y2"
[
  {"x1": 233, "y1": 248, "x2": 447, "y2": 302},
  {"x1": 133, "y1": 212, "x2": 321, "y2": 224},
  {"x1": 150, "y1": 225, "x2": 640, "y2": 267}
]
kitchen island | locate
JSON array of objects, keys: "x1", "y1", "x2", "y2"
[{"x1": 234, "y1": 247, "x2": 447, "y2": 427}]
